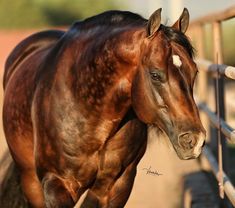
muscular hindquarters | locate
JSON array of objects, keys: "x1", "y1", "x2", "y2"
[{"x1": 3, "y1": 45, "x2": 58, "y2": 207}]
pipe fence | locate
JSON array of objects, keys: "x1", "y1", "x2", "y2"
[{"x1": 188, "y1": 5, "x2": 235, "y2": 207}]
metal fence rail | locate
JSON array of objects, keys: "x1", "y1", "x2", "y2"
[
  {"x1": 196, "y1": 59, "x2": 235, "y2": 80},
  {"x1": 189, "y1": 4, "x2": 235, "y2": 207},
  {"x1": 190, "y1": 5, "x2": 235, "y2": 25},
  {"x1": 198, "y1": 103, "x2": 235, "y2": 144}
]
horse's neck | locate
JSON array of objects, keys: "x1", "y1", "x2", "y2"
[
  {"x1": 52, "y1": 28, "x2": 145, "y2": 123},
  {"x1": 50, "y1": 69, "x2": 134, "y2": 145}
]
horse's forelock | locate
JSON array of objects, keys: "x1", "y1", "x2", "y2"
[{"x1": 160, "y1": 25, "x2": 195, "y2": 58}]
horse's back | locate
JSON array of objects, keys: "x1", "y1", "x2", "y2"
[{"x1": 3, "y1": 30, "x2": 64, "y2": 89}]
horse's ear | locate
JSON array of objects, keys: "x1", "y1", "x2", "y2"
[
  {"x1": 172, "y1": 8, "x2": 189, "y2": 33},
  {"x1": 147, "y1": 8, "x2": 162, "y2": 37}
]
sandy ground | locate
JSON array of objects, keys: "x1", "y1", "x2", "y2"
[{"x1": 0, "y1": 30, "x2": 202, "y2": 208}]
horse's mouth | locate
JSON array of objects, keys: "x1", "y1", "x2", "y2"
[
  {"x1": 173, "y1": 143, "x2": 203, "y2": 160},
  {"x1": 176, "y1": 151, "x2": 201, "y2": 160}
]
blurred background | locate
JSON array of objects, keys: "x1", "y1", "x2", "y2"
[
  {"x1": 0, "y1": 0, "x2": 234, "y2": 28},
  {"x1": 1, "y1": 0, "x2": 235, "y2": 207},
  {"x1": 1, "y1": 0, "x2": 235, "y2": 70}
]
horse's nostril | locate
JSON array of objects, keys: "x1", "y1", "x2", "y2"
[
  {"x1": 202, "y1": 140, "x2": 206, "y2": 147},
  {"x1": 189, "y1": 138, "x2": 195, "y2": 148}
]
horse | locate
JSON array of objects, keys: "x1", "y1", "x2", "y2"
[{"x1": 2, "y1": 8, "x2": 206, "y2": 208}]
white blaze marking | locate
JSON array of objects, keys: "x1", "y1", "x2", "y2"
[{"x1": 173, "y1": 55, "x2": 182, "y2": 67}]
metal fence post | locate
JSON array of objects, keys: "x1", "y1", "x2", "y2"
[
  {"x1": 212, "y1": 21, "x2": 228, "y2": 174},
  {"x1": 196, "y1": 24, "x2": 210, "y2": 141}
]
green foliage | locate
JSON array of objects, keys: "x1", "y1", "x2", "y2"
[
  {"x1": 203, "y1": 20, "x2": 235, "y2": 66},
  {"x1": 0, "y1": 0, "x2": 123, "y2": 29},
  {"x1": 0, "y1": 0, "x2": 48, "y2": 29},
  {"x1": 222, "y1": 20, "x2": 235, "y2": 66}
]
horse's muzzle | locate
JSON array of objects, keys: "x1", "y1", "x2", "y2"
[{"x1": 177, "y1": 132, "x2": 206, "y2": 159}]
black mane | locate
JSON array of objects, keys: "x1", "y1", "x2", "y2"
[
  {"x1": 72, "y1": 10, "x2": 146, "y2": 30},
  {"x1": 70, "y1": 10, "x2": 194, "y2": 57}
]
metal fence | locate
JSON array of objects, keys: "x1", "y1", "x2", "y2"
[{"x1": 188, "y1": 5, "x2": 235, "y2": 207}]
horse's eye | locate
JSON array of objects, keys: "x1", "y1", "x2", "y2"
[
  {"x1": 150, "y1": 70, "x2": 165, "y2": 82},
  {"x1": 150, "y1": 72, "x2": 160, "y2": 80}
]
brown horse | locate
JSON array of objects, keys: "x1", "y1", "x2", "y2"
[{"x1": 3, "y1": 8, "x2": 205, "y2": 208}]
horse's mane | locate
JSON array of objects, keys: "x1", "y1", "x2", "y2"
[
  {"x1": 71, "y1": 10, "x2": 147, "y2": 30},
  {"x1": 160, "y1": 25, "x2": 195, "y2": 58},
  {"x1": 67, "y1": 10, "x2": 194, "y2": 57}
]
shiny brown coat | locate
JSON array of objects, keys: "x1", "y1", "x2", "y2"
[{"x1": 3, "y1": 9, "x2": 205, "y2": 208}]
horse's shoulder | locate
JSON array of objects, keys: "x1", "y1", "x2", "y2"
[{"x1": 4, "y1": 30, "x2": 65, "y2": 88}]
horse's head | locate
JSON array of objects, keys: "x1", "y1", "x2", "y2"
[{"x1": 132, "y1": 8, "x2": 205, "y2": 160}]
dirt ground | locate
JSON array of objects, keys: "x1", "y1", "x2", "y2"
[{"x1": 0, "y1": 30, "x2": 203, "y2": 208}]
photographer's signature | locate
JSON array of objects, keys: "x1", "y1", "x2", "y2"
[{"x1": 142, "y1": 166, "x2": 163, "y2": 176}]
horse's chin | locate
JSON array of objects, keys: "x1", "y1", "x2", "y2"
[
  {"x1": 171, "y1": 143, "x2": 202, "y2": 160},
  {"x1": 175, "y1": 151, "x2": 200, "y2": 160}
]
